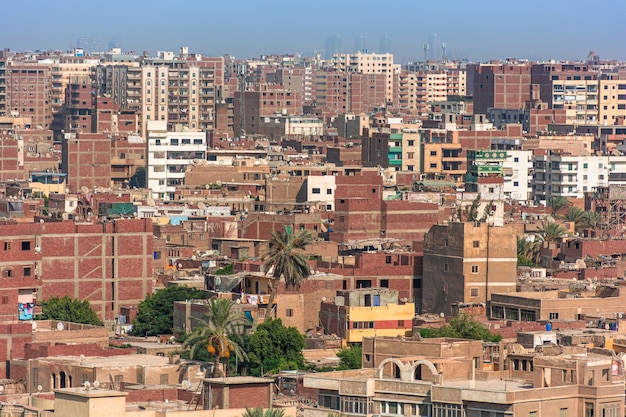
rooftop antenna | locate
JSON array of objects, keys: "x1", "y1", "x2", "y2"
[
  {"x1": 442, "y1": 42, "x2": 447, "y2": 62},
  {"x1": 423, "y1": 43, "x2": 429, "y2": 65}
]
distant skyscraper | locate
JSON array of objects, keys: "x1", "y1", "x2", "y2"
[
  {"x1": 379, "y1": 34, "x2": 392, "y2": 54},
  {"x1": 108, "y1": 37, "x2": 123, "y2": 51},
  {"x1": 325, "y1": 35, "x2": 342, "y2": 60},
  {"x1": 428, "y1": 34, "x2": 441, "y2": 61},
  {"x1": 354, "y1": 34, "x2": 367, "y2": 53},
  {"x1": 75, "y1": 36, "x2": 103, "y2": 53}
]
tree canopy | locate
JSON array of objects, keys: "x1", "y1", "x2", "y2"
[
  {"x1": 262, "y1": 227, "x2": 314, "y2": 317},
  {"x1": 418, "y1": 314, "x2": 501, "y2": 342},
  {"x1": 183, "y1": 298, "x2": 248, "y2": 376},
  {"x1": 132, "y1": 286, "x2": 206, "y2": 336},
  {"x1": 38, "y1": 296, "x2": 103, "y2": 326},
  {"x1": 337, "y1": 344, "x2": 362, "y2": 370},
  {"x1": 245, "y1": 318, "x2": 305, "y2": 376},
  {"x1": 128, "y1": 167, "x2": 146, "y2": 189},
  {"x1": 242, "y1": 408, "x2": 285, "y2": 417},
  {"x1": 263, "y1": 228, "x2": 314, "y2": 289}
]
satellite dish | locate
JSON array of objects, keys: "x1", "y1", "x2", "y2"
[
  {"x1": 37, "y1": 385, "x2": 43, "y2": 392},
  {"x1": 182, "y1": 380, "x2": 192, "y2": 390},
  {"x1": 80, "y1": 354, "x2": 85, "y2": 362},
  {"x1": 83, "y1": 381, "x2": 91, "y2": 390},
  {"x1": 31, "y1": 321, "x2": 38, "y2": 330},
  {"x1": 92, "y1": 380, "x2": 100, "y2": 389},
  {"x1": 57, "y1": 322, "x2": 65, "y2": 331},
  {"x1": 81, "y1": 186, "x2": 89, "y2": 194},
  {"x1": 0, "y1": 386, "x2": 5, "y2": 393}
]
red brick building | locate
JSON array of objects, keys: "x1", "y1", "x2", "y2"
[
  {"x1": 0, "y1": 218, "x2": 153, "y2": 322},
  {"x1": 470, "y1": 62, "x2": 532, "y2": 114},
  {"x1": 5, "y1": 62, "x2": 52, "y2": 129},
  {"x1": 61, "y1": 132, "x2": 111, "y2": 192}
]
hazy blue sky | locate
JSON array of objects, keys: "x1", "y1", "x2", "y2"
[{"x1": 2, "y1": 0, "x2": 624, "y2": 63}]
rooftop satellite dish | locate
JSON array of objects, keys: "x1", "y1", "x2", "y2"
[
  {"x1": 57, "y1": 322, "x2": 65, "y2": 331},
  {"x1": 31, "y1": 321, "x2": 38, "y2": 330},
  {"x1": 92, "y1": 380, "x2": 100, "y2": 389},
  {"x1": 81, "y1": 186, "x2": 89, "y2": 194},
  {"x1": 37, "y1": 385, "x2": 43, "y2": 392},
  {"x1": 83, "y1": 381, "x2": 91, "y2": 390},
  {"x1": 197, "y1": 202, "x2": 207, "y2": 211},
  {"x1": 182, "y1": 380, "x2": 192, "y2": 390},
  {"x1": 80, "y1": 354, "x2": 85, "y2": 362}
]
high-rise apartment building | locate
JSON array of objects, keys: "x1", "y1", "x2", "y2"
[
  {"x1": 332, "y1": 52, "x2": 400, "y2": 103},
  {"x1": 146, "y1": 121, "x2": 207, "y2": 201},
  {"x1": 5, "y1": 62, "x2": 52, "y2": 129}
]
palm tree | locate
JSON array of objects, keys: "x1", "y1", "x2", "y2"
[
  {"x1": 262, "y1": 227, "x2": 314, "y2": 318},
  {"x1": 563, "y1": 206, "x2": 585, "y2": 233},
  {"x1": 582, "y1": 210, "x2": 601, "y2": 230},
  {"x1": 183, "y1": 298, "x2": 248, "y2": 377},
  {"x1": 517, "y1": 236, "x2": 542, "y2": 266},
  {"x1": 536, "y1": 221, "x2": 568, "y2": 244},
  {"x1": 548, "y1": 196, "x2": 570, "y2": 216},
  {"x1": 242, "y1": 408, "x2": 286, "y2": 417}
]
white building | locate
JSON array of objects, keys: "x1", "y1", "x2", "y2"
[
  {"x1": 146, "y1": 121, "x2": 206, "y2": 201},
  {"x1": 502, "y1": 150, "x2": 533, "y2": 202},
  {"x1": 533, "y1": 153, "x2": 626, "y2": 202},
  {"x1": 306, "y1": 175, "x2": 336, "y2": 211}
]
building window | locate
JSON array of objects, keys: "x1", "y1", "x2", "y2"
[
  {"x1": 3, "y1": 242, "x2": 10, "y2": 251},
  {"x1": 444, "y1": 239, "x2": 448, "y2": 247},
  {"x1": 380, "y1": 279, "x2": 389, "y2": 287},
  {"x1": 470, "y1": 287, "x2": 479, "y2": 298},
  {"x1": 3, "y1": 269, "x2": 12, "y2": 278},
  {"x1": 444, "y1": 263, "x2": 449, "y2": 272},
  {"x1": 21, "y1": 241, "x2": 31, "y2": 251},
  {"x1": 471, "y1": 265, "x2": 479, "y2": 273},
  {"x1": 560, "y1": 409, "x2": 568, "y2": 417},
  {"x1": 386, "y1": 256, "x2": 392, "y2": 264},
  {"x1": 286, "y1": 309, "x2": 294, "y2": 317},
  {"x1": 1, "y1": 296, "x2": 7, "y2": 304},
  {"x1": 339, "y1": 215, "x2": 345, "y2": 222},
  {"x1": 24, "y1": 267, "x2": 32, "y2": 276},
  {"x1": 473, "y1": 240, "x2": 479, "y2": 248},
  {"x1": 430, "y1": 150, "x2": 437, "y2": 156},
  {"x1": 550, "y1": 312, "x2": 559, "y2": 320},
  {"x1": 326, "y1": 188, "x2": 332, "y2": 195},
  {"x1": 312, "y1": 188, "x2": 321, "y2": 194},
  {"x1": 408, "y1": 140, "x2": 415, "y2": 146}
]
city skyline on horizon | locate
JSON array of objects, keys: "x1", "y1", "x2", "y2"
[{"x1": 2, "y1": 0, "x2": 625, "y2": 63}]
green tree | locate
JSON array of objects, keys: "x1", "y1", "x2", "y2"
[
  {"x1": 183, "y1": 298, "x2": 248, "y2": 377},
  {"x1": 245, "y1": 318, "x2": 305, "y2": 376},
  {"x1": 517, "y1": 236, "x2": 541, "y2": 267},
  {"x1": 582, "y1": 210, "x2": 601, "y2": 230},
  {"x1": 548, "y1": 196, "x2": 570, "y2": 216},
  {"x1": 262, "y1": 227, "x2": 314, "y2": 317},
  {"x1": 419, "y1": 314, "x2": 501, "y2": 342},
  {"x1": 242, "y1": 408, "x2": 285, "y2": 417},
  {"x1": 128, "y1": 167, "x2": 147, "y2": 189},
  {"x1": 536, "y1": 221, "x2": 568, "y2": 244},
  {"x1": 336, "y1": 344, "x2": 362, "y2": 370},
  {"x1": 563, "y1": 206, "x2": 585, "y2": 233},
  {"x1": 38, "y1": 296, "x2": 103, "y2": 326},
  {"x1": 132, "y1": 286, "x2": 206, "y2": 336},
  {"x1": 213, "y1": 263, "x2": 233, "y2": 275}
]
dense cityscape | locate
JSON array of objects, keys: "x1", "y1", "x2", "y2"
[{"x1": 0, "y1": 28, "x2": 626, "y2": 417}]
